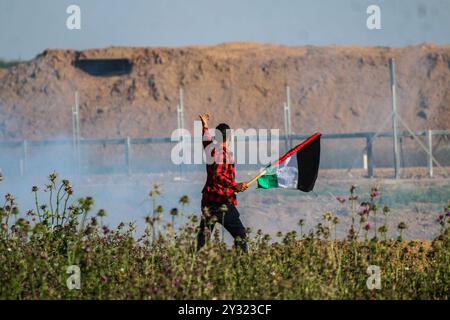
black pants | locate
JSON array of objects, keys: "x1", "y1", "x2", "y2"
[{"x1": 197, "y1": 203, "x2": 248, "y2": 252}]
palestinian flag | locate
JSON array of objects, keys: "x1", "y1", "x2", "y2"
[{"x1": 257, "y1": 132, "x2": 321, "y2": 192}]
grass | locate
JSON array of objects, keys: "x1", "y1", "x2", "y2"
[
  {"x1": 288, "y1": 182, "x2": 450, "y2": 208},
  {"x1": 0, "y1": 172, "x2": 449, "y2": 299}
]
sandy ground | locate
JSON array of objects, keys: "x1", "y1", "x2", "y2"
[
  {"x1": 1, "y1": 43, "x2": 450, "y2": 141},
  {"x1": 39, "y1": 167, "x2": 447, "y2": 241},
  {"x1": 1, "y1": 42, "x2": 449, "y2": 240}
]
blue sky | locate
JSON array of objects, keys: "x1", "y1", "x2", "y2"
[{"x1": 0, "y1": 0, "x2": 449, "y2": 60}]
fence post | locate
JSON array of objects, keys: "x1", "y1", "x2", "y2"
[
  {"x1": 125, "y1": 136, "x2": 131, "y2": 175},
  {"x1": 283, "y1": 102, "x2": 288, "y2": 151},
  {"x1": 366, "y1": 135, "x2": 374, "y2": 178},
  {"x1": 286, "y1": 86, "x2": 292, "y2": 149},
  {"x1": 389, "y1": 58, "x2": 400, "y2": 179},
  {"x1": 73, "y1": 91, "x2": 81, "y2": 174},
  {"x1": 427, "y1": 130, "x2": 433, "y2": 177},
  {"x1": 177, "y1": 87, "x2": 185, "y2": 180}
]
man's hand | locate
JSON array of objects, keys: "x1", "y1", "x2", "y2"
[
  {"x1": 199, "y1": 113, "x2": 210, "y2": 128},
  {"x1": 235, "y1": 182, "x2": 248, "y2": 193}
]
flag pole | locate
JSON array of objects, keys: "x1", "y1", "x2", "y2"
[{"x1": 246, "y1": 168, "x2": 268, "y2": 187}]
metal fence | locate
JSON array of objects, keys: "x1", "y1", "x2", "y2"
[{"x1": 0, "y1": 129, "x2": 449, "y2": 178}]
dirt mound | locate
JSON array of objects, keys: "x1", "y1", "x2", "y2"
[{"x1": 1, "y1": 42, "x2": 450, "y2": 140}]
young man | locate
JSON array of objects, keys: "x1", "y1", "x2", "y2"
[{"x1": 197, "y1": 113, "x2": 249, "y2": 251}]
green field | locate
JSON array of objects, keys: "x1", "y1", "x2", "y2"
[{"x1": 0, "y1": 173, "x2": 449, "y2": 299}]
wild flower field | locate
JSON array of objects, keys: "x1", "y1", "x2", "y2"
[{"x1": 0, "y1": 172, "x2": 449, "y2": 299}]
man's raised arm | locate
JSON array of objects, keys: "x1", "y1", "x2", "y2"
[{"x1": 199, "y1": 113, "x2": 213, "y2": 149}]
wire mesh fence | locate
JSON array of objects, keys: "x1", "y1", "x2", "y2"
[{"x1": 0, "y1": 130, "x2": 449, "y2": 178}]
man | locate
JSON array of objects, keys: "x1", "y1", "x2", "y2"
[{"x1": 197, "y1": 113, "x2": 249, "y2": 251}]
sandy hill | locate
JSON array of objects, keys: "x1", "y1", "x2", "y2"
[{"x1": 0, "y1": 42, "x2": 450, "y2": 140}]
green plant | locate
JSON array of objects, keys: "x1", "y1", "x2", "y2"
[{"x1": 0, "y1": 173, "x2": 448, "y2": 299}]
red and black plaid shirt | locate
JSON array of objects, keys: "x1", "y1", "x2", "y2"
[{"x1": 201, "y1": 126, "x2": 238, "y2": 207}]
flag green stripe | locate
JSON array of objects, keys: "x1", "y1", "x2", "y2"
[{"x1": 257, "y1": 174, "x2": 279, "y2": 189}]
